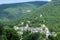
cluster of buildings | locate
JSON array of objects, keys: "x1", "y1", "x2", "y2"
[
  {"x1": 13, "y1": 24, "x2": 57, "y2": 39},
  {"x1": 13, "y1": 14, "x2": 57, "y2": 39}
]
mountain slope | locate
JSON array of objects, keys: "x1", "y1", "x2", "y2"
[
  {"x1": 18, "y1": 1, "x2": 60, "y2": 32},
  {"x1": 12, "y1": 1, "x2": 60, "y2": 40},
  {"x1": 0, "y1": 1, "x2": 48, "y2": 23}
]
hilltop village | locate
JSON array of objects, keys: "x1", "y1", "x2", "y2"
[
  {"x1": 14, "y1": 24, "x2": 57, "y2": 39},
  {"x1": 13, "y1": 14, "x2": 57, "y2": 40}
]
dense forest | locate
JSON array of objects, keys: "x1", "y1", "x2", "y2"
[{"x1": 0, "y1": 0, "x2": 60, "y2": 40}]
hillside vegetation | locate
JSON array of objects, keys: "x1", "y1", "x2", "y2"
[
  {"x1": 17, "y1": 1, "x2": 60, "y2": 32},
  {"x1": 13, "y1": 1, "x2": 60, "y2": 40},
  {"x1": 0, "y1": 1, "x2": 48, "y2": 23},
  {"x1": 0, "y1": 0, "x2": 60, "y2": 40}
]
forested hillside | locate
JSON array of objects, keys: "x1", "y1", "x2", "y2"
[
  {"x1": 0, "y1": 1, "x2": 48, "y2": 23},
  {"x1": 0, "y1": 0, "x2": 60, "y2": 40},
  {"x1": 18, "y1": 0, "x2": 60, "y2": 32},
  {"x1": 14, "y1": 0, "x2": 60, "y2": 40}
]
